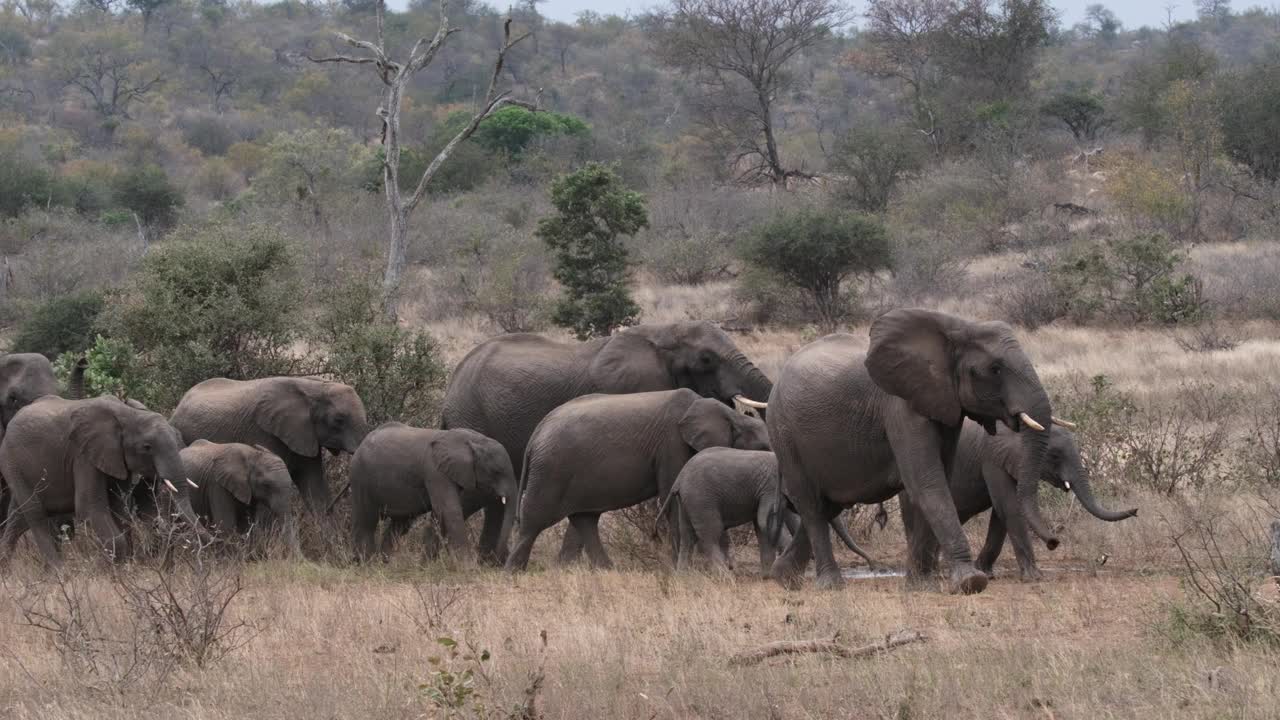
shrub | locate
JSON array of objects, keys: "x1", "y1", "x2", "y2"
[
  {"x1": 96, "y1": 222, "x2": 303, "y2": 410},
  {"x1": 739, "y1": 208, "x2": 891, "y2": 331},
  {"x1": 181, "y1": 114, "x2": 239, "y2": 156},
  {"x1": 0, "y1": 133, "x2": 52, "y2": 218},
  {"x1": 643, "y1": 232, "x2": 733, "y2": 286},
  {"x1": 831, "y1": 123, "x2": 926, "y2": 213},
  {"x1": 112, "y1": 164, "x2": 184, "y2": 228},
  {"x1": 51, "y1": 160, "x2": 116, "y2": 216},
  {"x1": 1041, "y1": 90, "x2": 1111, "y2": 142},
  {"x1": 464, "y1": 105, "x2": 589, "y2": 159},
  {"x1": 11, "y1": 290, "x2": 105, "y2": 358},
  {"x1": 1052, "y1": 232, "x2": 1207, "y2": 325},
  {"x1": 456, "y1": 241, "x2": 553, "y2": 333},
  {"x1": 538, "y1": 162, "x2": 647, "y2": 339},
  {"x1": 1105, "y1": 157, "x2": 1192, "y2": 232},
  {"x1": 1218, "y1": 51, "x2": 1280, "y2": 182},
  {"x1": 315, "y1": 275, "x2": 448, "y2": 427}
]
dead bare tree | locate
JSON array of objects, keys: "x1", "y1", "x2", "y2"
[
  {"x1": 649, "y1": 0, "x2": 852, "y2": 186},
  {"x1": 309, "y1": 0, "x2": 540, "y2": 319}
]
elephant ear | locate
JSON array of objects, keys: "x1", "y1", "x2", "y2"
[
  {"x1": 210, "y1": 448, "x2": 253, "y2": 505},
  {"x1": 588, "y1": 329, "x2": 669, "y2": 393},
  {"x1": 255, "y1": 382, "x2": 319, "y2": 458},
  {"x1": 677, "y1": 398, "x2": 733, "y2": 452},
  {"x1": 865, "y1": 308, "x2": 964, "y2": 426},
  {"x1": 431, "y1": 434, "x2": 478, "y2": 493},
  {"x1": 68, "y1": 401, "x2": 129, "y2": 480}
]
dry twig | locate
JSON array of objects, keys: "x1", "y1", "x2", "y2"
[{"x1": 728, "y1": 629, "x2": 927, "y2": 667}]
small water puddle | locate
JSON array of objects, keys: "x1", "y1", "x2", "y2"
[{"x1": 843, "y1": 566, "x2": 906, "y2": 580}]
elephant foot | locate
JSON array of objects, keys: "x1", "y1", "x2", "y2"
[
  {"x1": 771, "y1": 562, "x2": 804, "y2": 591},
  {"x1": 975, "y1": 561, "x2": 996, "y2": 579},
  {"x1": 815, "y1": 570, "x2": 846, "y2": 591},
  {"x1": 1019, "y1": 566, "x2": 1044, "y2": 582},
  {"x1": 947, "y1": 566, "x2": 989, "y2": 595}
]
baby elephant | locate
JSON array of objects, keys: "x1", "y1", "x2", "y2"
[
  {"x1": 350, "y1": 424, "x2": 518, "y2": 563},
  {"x1": 658, "y1": 448, "x2": 879, "y2": 575},
  {"x1": 506, "y1": 389, "x2": 770, "y2": 572},
  {"x1": 182, "y1": 440, "x2": 300, "y2": 556}
]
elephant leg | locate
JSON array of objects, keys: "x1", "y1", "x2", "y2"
[
  {"x1": 770, "y1": 449, "x2": 818, "y2": 588},
  {"x1": 755, "y1": 506, "x2": 778, "y2": 576},
  {"x1": 351, "y1": 499, "x2": 380, "y2": 563},
  {"x1": 9, "y1": 483, "x2": 62, "y2": 568},
  {"x1": 569, "y1": 513, "x2": 612, "y2": 570},
  {"x1": 901, "y1": 494, "x2": 940, "y2": 590},
  {"x1": 379, "y1": 517, "x2": 415, "y2": 561},
  {"x1": 975, "y1": 512, "x2": 1007, "y2": 578},
  {"x1": 505, "y1": 507, "x2": 560, "y2": 573},
  {"x1": 0, "y1": 510, "x2": 31, "y2": 567},
  {"x1": 676, "y1": 505, "x2": 695, "y2": 572},
  {"x1": 422, "y1": 517, "x2": 443, "y2": 561},
  {"x1": 476, "y1": 501, "x2": 508, "y2": 566},
  {"x1": 691, "y1": 514, "x2": 727, "y2": 573},
  {"x1": 557, "y1": 525, "x2": 585, "y2": 565},
  {"x1": 292, "y1": 454, "x2": 329, "y2": 514}
]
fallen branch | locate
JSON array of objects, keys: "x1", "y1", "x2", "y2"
[{"x1": 728, "y1": 629, "x2": 927, "y2": 667}]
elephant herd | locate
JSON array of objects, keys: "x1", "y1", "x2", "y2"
[{"x1": 0, "y1": 309, "x2": 1138, "y2": 594}]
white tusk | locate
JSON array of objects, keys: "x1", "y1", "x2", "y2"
[
  {"x1": 186, "y1": 478, "x2": 199, "y2": 489},
  {"x1": 500, "y1": 497, "x2": 507, "y2": 505},
  {"x1": 1064, "y1": 481, "x2": 1071, "y2": 490},
  {"x1": 733, "y1": 395, "x2": 768, "y2": 409},
  {"x1": 1051, "y1": 416, "x2": 1078, "y2": 430},
  {"x1": 1019, "y1": 412, "x2": 1046, "y2": 431},
  {"x1": 163, "y1": 479, "x2": 178, "y2": 493}
]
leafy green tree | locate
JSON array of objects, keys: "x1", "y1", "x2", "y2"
[
  {"x1": 537, "y1": 162, "x2": 647, "y2": 339},
  {"x1": 112, "y1": 164, "x2": 184, "y2": 228},
  {"x1": 470, "y1": 106, "x2": 588, "y2": 158},
  {"x1": 1052, "y1": 233, "x2": 1206, "y2": 325},
  {"x1": 740, "y1": 209, "x2": 891, "y2": 331},
  {"x1": 96, "y1": 222, "x2": 303, "y2": 410},
  {"x1": 831, "y1": 124, "x2": 926, "y2": 212},
  {"x1": 1041, "y1": 90, "x2": 1111, "y2": 142},
  {"x1": 11, "y1": 291, "x2": 105, "y2": 358}
]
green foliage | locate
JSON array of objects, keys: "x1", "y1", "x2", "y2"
[
  {"x1": 182, "y1": 115, "x2": 238, "y2": 156},
  {"x1": 739, "y1": 208, "x2": 891, "y2": 330},
  {"x1": 1117, "y1": 33, "x2": 1218, "y2": 143},
  {"x1": 1217, "y1": 50, "x2": 1280, "y2": 182},
  {"x1": 256, "y1": 128, "x2": 372, "y2": 206},
  {"x1": 1052, "y1": 233, "x2": 1206, "y2": 325},
  {"x1": 469, "y1": 106, "x2": 589, "y2": 158},
  {"x1": 11, "y1": 291, "x2": 105, "y2": 359},
  {"x1": 96, "y1": 222, "x2": 302, "y2": 410},
  {"x1": 361, "y1": 142, "x2": 496, "y2": 196},
  {"x1": 1041, "y1": 90, "x2": 1110, "y2": 142},
  {"x1": 112, "y1": 164, "x2": 184, "y2": 227},
  {"x1": 537, "y1": 162, "x2": 647, "y2": 339},
  {"x1": 0, "y1": 133, "x2": 52, "y2": 218},
  {"x1": 53, "y1": 335, "x2": 153, "y2": 402},
  {"x1": 831, "y1": 124, "x2": 926, "y2": 212},
  {"x1": 314, "y1": 276, "x2": 448, "y2": 427}
]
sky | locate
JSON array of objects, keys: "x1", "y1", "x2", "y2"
[{"x1": 506, "y1": 0, "x2": 1198, "y2": 30}]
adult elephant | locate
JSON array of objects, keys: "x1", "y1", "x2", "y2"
[
  {"x1": 505, "y1": 389, "x2": 771, "y2": 572},
  {"x1": 0, "y1": 353, "x2": 59, "y2": 429},
  {"x1": 0, "y1": 396, "x2": 201, "y2": 567},
  {"x1": 182, "y1": 440, "x2": 301, "y2": 556},
  {"x1": 768, "y1": 308, "x2": 1069, "y2": 594},
  {"x1": 171, "y1": 377, "x2": 368, "y2": 512},
  {"x1": 349, "y1": 424, "x2": 517, "y2": 563},
  {"x1": 904, "y1": 421, "x2": 1136, "y2": 580},
  {"x1": 441, "y1": 321, "x2": 773, "y2": 563}
]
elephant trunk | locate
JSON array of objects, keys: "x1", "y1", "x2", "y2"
[
  {"x1": 1066, "y1": 459, "x2": 1138, "y2": 522},
  {"x1": 69, "y1": 356, "x2": 88, "y2": 400},
  {"x1": 725, "y1": 350, "x2": 773, "y2": 420},
  {"x1": 1016, "y1": 405, "x2": 1059, "y2": 551},
  {"x1": 155, "y1": 453, "x2": 207, "y2": 539}
]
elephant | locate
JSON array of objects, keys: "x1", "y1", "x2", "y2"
[
  {"x1": 182, "y1": 440, "x2": 301, "y2": 556},
  {"x1": 0, "y1": 353, "x2": 59, "y2": 430},
  {"x1": 349, "y1": 424, "x2": 518, "y2": 563},
  {"x1": 896, "y1": 421, "x2": 1136, "y2": 580},
  {"x1": 505, "y1": 388, "x2": 771, "y2": 572},
  {"x1": 170, "y1": 377, "x2": 368, "y2": 512},
  {"x1": 655, "y1": 447, "x2": 879, "y2": 575},
  {"x1": 0, "y1": 396, "x2": 202, "y2": 567},
  {"x1": 441, "y1": 321, "x2": 773, "y2": 564},
  {"x1": 767, "y1": 308, "x2": 1069, "y2": 594}
]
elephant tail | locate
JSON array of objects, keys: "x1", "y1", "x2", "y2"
[
  {"x1": 653, "y1": 489, "x2": 678, "y2": 539},
  {"x1": 768, "y1": 468, "x2": 787, "y2": 550},
  {"x1": 515, "y1": 444, "x2": 533, "y2": 525}
]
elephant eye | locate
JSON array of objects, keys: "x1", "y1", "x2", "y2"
[
  {"x1": 141, "y1": 442, "x2": 153, "y2": 453},
  {"x1": 989, "y1": 362, "x2": 1002, "y2": 377}
]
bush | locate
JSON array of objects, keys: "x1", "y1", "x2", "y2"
[
  {"x1": 51, "y1": 160, "x2": 116, "y2": 216},
  {"x1": 1041, "y1": 90, "x2": 1111, "y2": 142},
  {"x1": 831, "y1": 124, "x2": 926, "y2": 213},
  {"x1": 315, "y1": 276, "x2": 448, "y2": 427},
  {"x1": 739, "y1": 208, "x2": 891, "y2": 331},
  {"x1": 112, "y1": 164, "x2": 184, "y2": 228},
  {"x1": 643, "y1": 232, "x2": 733, "y2": 286},
  {"x1": 182, "y1": 114, "x2": 239, "y2": 156},
  {"x1": 538, "y1": 162, "x2": 647, "y2": 339},
  {"x1": 464, "y1": 105, "x2": 589, "y2": 159},
  {"x1": 1052, "y1": 232, "x2": 1207, "y2": 325},
  {"x1": 11, "y1": 291, "x2": 105, "y2": 358},
  {"x1": 1218, "y1": 51, "x2": 1280, "y2": 182},
  {"x1": 456, "y1": 240, "x2": 553, "y2": 333},
  {"x1": 96, "y1": 222, "x2": 303, "y2": 410},
  {"x1": 0, "y1": 134, "x2": 52, "y2": 218}
]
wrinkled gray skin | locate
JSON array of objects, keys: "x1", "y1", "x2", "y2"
[
  {"x1": 182, "y1": 440, "x2": 301, "y2": 557},
  {"x1": 505, "y1": 389, "x2": 771, "y2": 572},
  {"x1": 350, "y1": 424, "x2": 517, "y2": 563},
  {"x1": 656, "y1": 448, "x2": 879, "y2": 575},
  {"x1": 171, "y1": 377, "x2": 368, "y2": 512},
  {"x1": 895, "y1": 422, "x2": 1136, "y2": 580},
  {"x1": 442, "y1": 322, "x2": 773, "y2": 565},
  {"x1": 0, "y1": 397, "x2": 201, "y2": 567},
  {"x1": 769, "y1": 308, "x2": 1058, "y2": 594},
  {"x1": 0, "y1": 354, "x2": 72, "y2": 537}
]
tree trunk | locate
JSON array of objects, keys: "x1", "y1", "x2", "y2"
[
  {"x1": 382, "y1": 206, "x2": 409, "y2": 321},
  {"x1": 757, "y1": 90, "x2": 784, "y2": 184},
  {"x1": 1269, "y1": 519, "x2": 1280, "y2": 577}
]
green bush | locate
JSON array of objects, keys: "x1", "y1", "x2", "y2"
[
  {"x1": 112, "y1": 164, "x2": 184, "y2": 227},
  {"x1": 11, "y1": 291, "x2": 105, "y2": 359},
  {"x1": 439, "y1": 106, "x2": 589, "y2": 160},
  {"x1": 53, "y1": 335, "x2": 154, "y2": 402},
  {"x1": 537, "y1": 162, "x2": 647, "y2": 339},
  {"x1": 0, "y1": 139, "x2": 52, "y2": 218},
  {"x1": 314, "y1": 276, "x2": 448, "y2": 427},
  {"x1": 739, "y1": 208, "x2": 891, "y2": 331},
  {"x1": 1052, "y1": 232, "x2": 1207, "y2": 325},
  {"x1": 96, "y1": 222, "x2": 302, "y2": 410},
  {"x1": 831, "y1": 124, "x2": 926, "y2": 213}
]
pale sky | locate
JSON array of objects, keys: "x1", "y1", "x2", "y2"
[{"x1": 479, "y1": 0, "x2": 1199, "y2": 30}]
